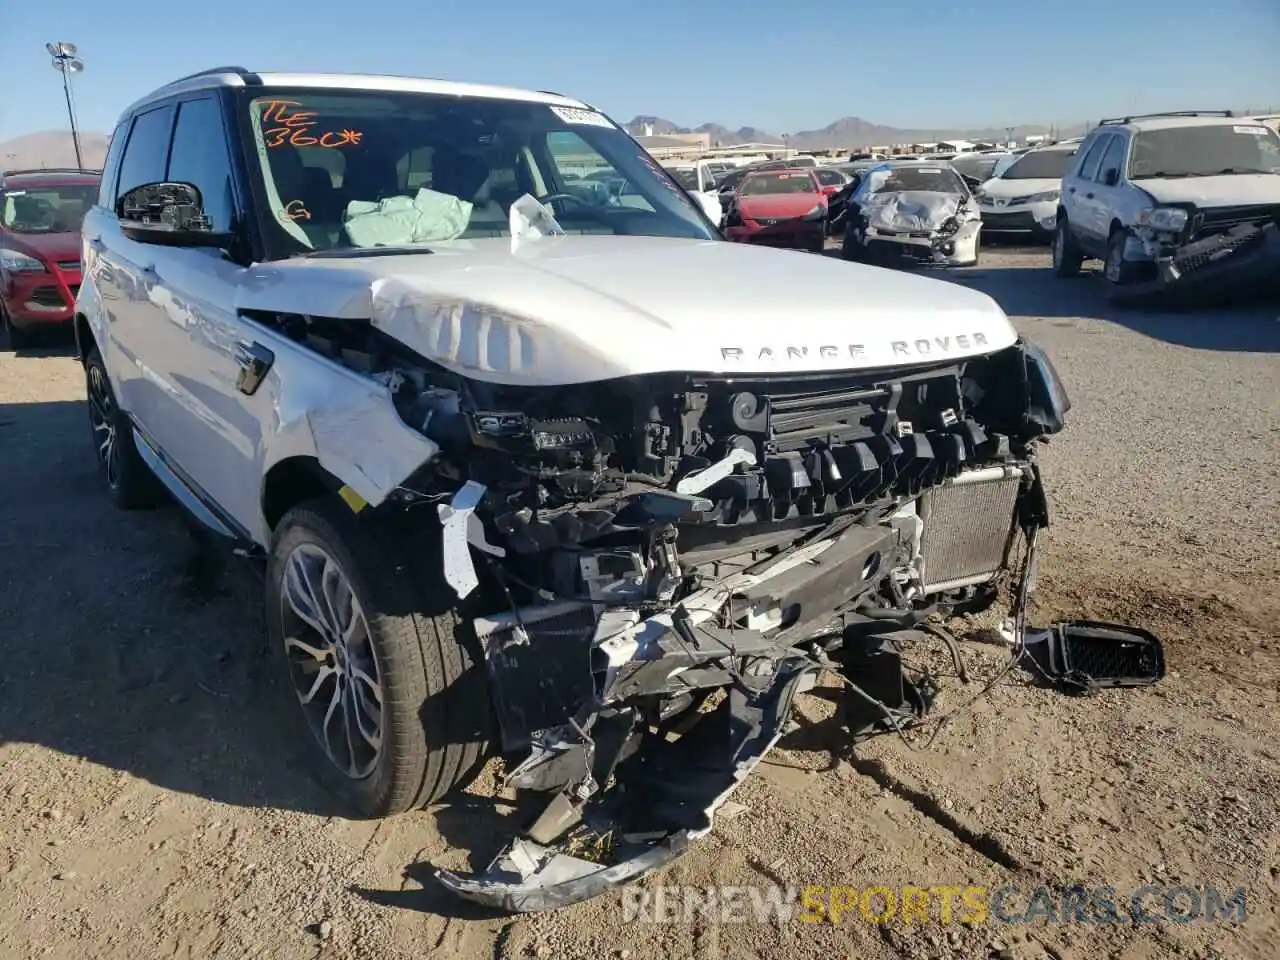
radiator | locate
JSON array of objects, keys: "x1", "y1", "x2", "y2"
[{"x1": 917, "y1": 465, "x2": 1023, "y2": 593}]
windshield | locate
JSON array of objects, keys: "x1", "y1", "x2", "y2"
[
  {"x1": 740, "y1": 172, "x2": 817, "y2": 195},
  {"x1": 245, "y1": 90, "x2": 716, "y2": 256},
  {"x1": 0, "y1": 183, "x2": 97, "y2": 235},
  {"x1": 1128, "y1": 124, "x2": 1280, "y2": 178},
  {"x1": 950, "y1": 153, "x2": 1004, "y2": 181},
  {"x1": 999, "y1": 149, "x2": 1076, "y2": 180},
  {"x1": 865, "y1": 166, "x2": 966, "y2": 195}
]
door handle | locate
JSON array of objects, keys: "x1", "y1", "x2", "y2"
[
  {"x1": 234, "y1": 341, "x2": 275, "y2": 396},
  {"x1": 1085, "y1": 193, "x2": 1094, "y2": 199}
]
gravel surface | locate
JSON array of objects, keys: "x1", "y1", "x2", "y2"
[{"x1": 1, "y1": 247, "x2": 1278, "y2": 960}]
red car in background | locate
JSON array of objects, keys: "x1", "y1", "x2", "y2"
[
  {"x1": 1, "y1": 168, "x2": 100, "y2": 348},
  {"x1": 722, "y1": 169, "x2": 827, "y2": 253}
]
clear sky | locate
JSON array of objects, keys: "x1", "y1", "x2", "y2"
[{"x1": 2, "y1": 0, "x2": 1278, "y2": 140}]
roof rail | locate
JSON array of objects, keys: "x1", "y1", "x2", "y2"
[
  {"x1": 1099, "y1": 110, "x2": 1234, "y2": 125},
  {"x1": 164, "y1": 65, "x2": 261, "y2": 87}
]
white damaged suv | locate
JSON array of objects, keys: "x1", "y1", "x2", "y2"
[
  {"x1": 1052, "y1": 110, "x2": 1280, "y2": 300},
  {"x1": 76, "y1": 68, "x2": 1072, "y2": 911}
]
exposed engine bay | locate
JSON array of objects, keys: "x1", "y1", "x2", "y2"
[{"x1": 290, "y1": 323, "x2": 1070, "y2": 911}]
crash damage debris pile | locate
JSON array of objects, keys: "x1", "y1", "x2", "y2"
[{"x1": 249, "y1": 302, "x2": 1155, "y2": 911}]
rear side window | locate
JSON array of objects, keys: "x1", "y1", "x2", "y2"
[
  {"x1": 115, "y1": 104, "x2": 175, "y2": 202},
  {"x1": 166, "y1": 98, "x2": 236, "y2": 232},
  {"x1": 98, "y1": 122, "x2": 130, "y2": 208}
]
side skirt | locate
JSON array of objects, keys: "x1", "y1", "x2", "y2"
[{"x1": 130, "y1": 423, "x2": 262, "y2": 557}]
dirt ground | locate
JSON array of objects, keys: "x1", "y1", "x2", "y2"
[{"x1": 2, "y1": 247, "x2": 1278, "y2": 960}]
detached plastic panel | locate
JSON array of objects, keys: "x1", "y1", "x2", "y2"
[{"x1": 1028, "y1": 620, "x2": 1166, "y2": 692}]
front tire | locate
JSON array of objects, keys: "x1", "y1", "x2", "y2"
[
  {"x1": 266, "y1": 499, "x2": 490, "y2": 818},
  {"x1": 84, "y1": 346, "x2": 161, "y2": 509},
  {"x1": 1, "y1": 302, "x2": 31, "y2": 350},
  {"x1": 1051, "y1": 217, "x2": 1084, "y2": 278},
  {"x1": 1103, "y1": 229, "x2": 1141, "y2": 304}
]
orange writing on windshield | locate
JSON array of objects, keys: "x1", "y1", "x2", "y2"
[{"x1": 259, "y1": 100, "x2": 364, "y2": 148}]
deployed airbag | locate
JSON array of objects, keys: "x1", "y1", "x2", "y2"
[{"x1": 343, "y1": 188, "x2": 473, "y2": 247}]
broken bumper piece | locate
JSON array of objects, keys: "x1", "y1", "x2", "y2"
[
  {"x1": 435, "y1": 656, "x2": 818, "y2": 913},
  {"x1": 1133, "y1": 221, "x2": 1280, "y2": 298}
]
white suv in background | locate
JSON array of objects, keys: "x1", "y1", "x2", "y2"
[
  {"x1": 1051, "y1": 111, "x2": 1280, "y2": 300},
  {"x1": 973, "y1": 139, "x2": 1081, "y2": 240}
]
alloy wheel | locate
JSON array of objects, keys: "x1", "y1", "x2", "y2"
[
  {"x1": 86, "y1": 364, "x2": 120, "y2": 490},
  {"x1": 280, "y1": 543, "x2": 384, "y2": 779}
]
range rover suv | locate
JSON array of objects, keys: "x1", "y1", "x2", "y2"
[{"x1": 75, "y1": 66, "x2": 1071, "y2": 911}]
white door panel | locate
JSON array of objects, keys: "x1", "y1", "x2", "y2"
[{"x1": 148, "y1": 247, "x2": 262, "y2": 532}]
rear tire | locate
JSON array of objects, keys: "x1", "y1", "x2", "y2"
[
  {"x1": 266, "y1": 499, "x2": 490, "y2": 818},
  {"x1": 84, "y1": 346, "x2": 162, "y2": 509},
  {"x1": 1051, "y1": 217, "x2": 1084, "y2": 278}
]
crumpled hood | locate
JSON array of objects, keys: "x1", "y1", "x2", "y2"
[
  {"x1": 866, "y1": 191, "x2": 963, "y2": 233},
  {"x1": 240, "y1": 236, "x2": 1016, "y2": 386},
  {"x1": 1136, "y1": 174, "x2": 1280, "y2": 208}
]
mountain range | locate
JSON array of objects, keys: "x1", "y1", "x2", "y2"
[
  {"x1": 1, "y1": 130, "x2": 111, "y2": 172},
  {"x1": 624, "y1": 115, "x2": 1085, "y2": 150}
]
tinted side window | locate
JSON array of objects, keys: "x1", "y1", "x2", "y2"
[
  {"x1": 166, "y1": 98, "x2": 235, "y2": 232},
  {"x1": 1097, "y1": 135, "x2": 1128, "y2": 183},
  {"x1": 1076, "y1": 135, "x2": 1110, "y2": 182},
  {"x1": 98, "y1": 121, "x2": 130, "y2": 208},
  {"x1": 116, "y1": 105, "x2": 174, "y2": 201}
]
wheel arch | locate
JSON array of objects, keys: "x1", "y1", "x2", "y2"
[
  {"x1": 261, "y1": 455, "x2": 346, "y2": 532},
  {"x1": 73, "y1": 312, "x2": 95, "y2": 364}
]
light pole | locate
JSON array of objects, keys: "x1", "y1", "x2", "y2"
[{"x1": 47, "y1": 42, "x2": 85, "y2": 170}]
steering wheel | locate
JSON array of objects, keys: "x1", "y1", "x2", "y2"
[{"x1": 535, "y1": 192, "x2": 607, "y2": 216}]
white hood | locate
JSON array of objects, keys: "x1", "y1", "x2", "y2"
[
  {"x1": 241, "y1": 236, "x2": 1016, "y2": 386},
  {"x1": 1135, "y1": 173, "x2": 1280, "y2": 208},
  {"x1": 981, "y1": 176, "x2": 1060, "y2": 200}
]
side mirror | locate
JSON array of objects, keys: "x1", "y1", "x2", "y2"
[
  {"x1": 1103, "y1": 168, "x2": 1120, "y2": 187},
  {"x1": 116, "y1": 182, "x2": 234, "y2": 249}
]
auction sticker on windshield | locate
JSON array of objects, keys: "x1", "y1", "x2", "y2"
[{"x1": 550, "y1": 105, "x2": 614, "y2": 128}]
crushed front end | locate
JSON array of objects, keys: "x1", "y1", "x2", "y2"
[
  {"x1": 374, "y1": 339, "x2": 1070, "y2": 911},
  {"x1": 859, "y1": 191, "x2": 982, "y2": 267},
  {"x1": 1127, "y1": 203, "x2": 1280, "y2": 296}
]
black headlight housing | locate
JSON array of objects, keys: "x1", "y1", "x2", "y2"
[{"x1": 1022, "y1": 340, "x2": 1071, "y2": 436}]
